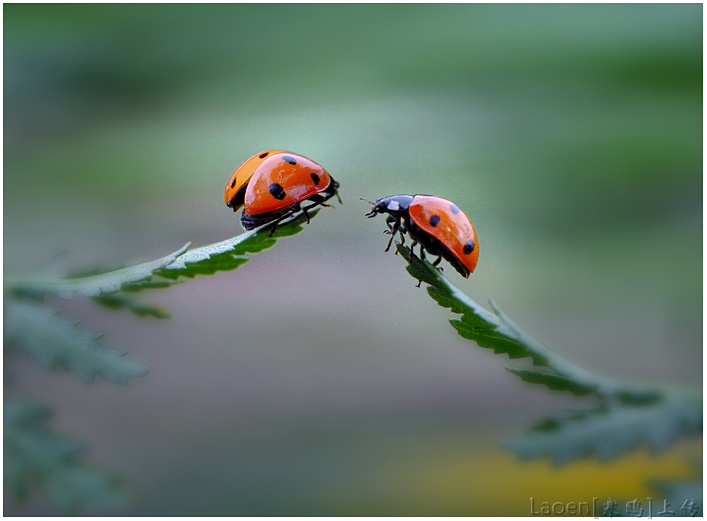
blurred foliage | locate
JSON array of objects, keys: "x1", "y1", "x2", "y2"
[
  {"x1": 5, "y1": 300, "x2": 148, "y2": 384},
  {"x1": 504, "y1": 398, "x2": 702, "y2": 466},
  {"x1": 4, "y1": 400, "x2": 128, "y2": 513}
]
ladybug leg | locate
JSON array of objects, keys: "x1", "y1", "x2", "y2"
[
  {"x1": 408, "y1": 238, "x2": 419, "y2": 258},
  {"x1": 393, "y1": 222, "x2": 408, "y2": 256},
  {"x1": 298, "y1": 192, "x2": 339, "y2": 222},
  {"x1": 384, "y1": 228, "x2": 396, "y2": 252},
  {"x1": 265, "y1": 204, "x2": 301, "y2": 237},
  {"x1": 319, "y1": 179, "x2": 342, "y2": 205},
  {"x1": 298, "y1": 203, "x2": 311, "y2": 225},
  {"x1": 263, "y1": 189, "x2": 339, "y2": 237},
  {"x1": 432, "y1": 255, "x2": 444, "y2": 272},
  {"x1": 384, "y1": 217, "x2": 411, "y2": 255},
  {"x1": 383, "y1": 215, "x2": 396, "y2": 236},
  {"x1": 267, "y1": 220, "x2": 282, "y2": 237},
  {"x1": 384, "y1": 216, "x2": 402, "y2": 253},
  {"x1": 305, "y1": 193, "x2": 334, "y2": 209},
  {"x1": 265, "y1": 191, "x2": 336, "y2": 237}
]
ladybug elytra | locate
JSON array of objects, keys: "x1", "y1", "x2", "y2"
[{"x1": 225, "y1": 150, "x2": 340, "y2": 231}]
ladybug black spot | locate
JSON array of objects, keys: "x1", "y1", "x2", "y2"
[
  {"x1": 269, "y1": 183, "x2": 286, "y2": 200},
  {"x1": 311, "y1": 172, "x2": 321, "y2": 186},
  {"x1": 230, "y1": 178, "x2": 238, "y2": 188},
  {"x1": 450, "y1": 204, "x2": 461, "y2": 214},
  {"x1": 463, "y1": 239, "x2": 475, "y2": 254},
  {"x1": 259, "y1": 152, "x2": 269, "y2": 159},
  {"x1": 282, "y1": 155, "x2": 297, "y2": 165},
  {"x1": 429, "y1": 215, "x2": 441, "y2": 227}
]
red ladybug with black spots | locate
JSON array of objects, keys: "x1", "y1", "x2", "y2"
[
  {"x1": 365, "y1": 194, "x2": 479, "y2": 278},
  {"x1": 224, "y1": 150, "x2": 340, "y2": 231}
]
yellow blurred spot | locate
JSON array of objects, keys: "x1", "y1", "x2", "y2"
[{"x1": 364, "y1": 434, "x2": 701, "y2": 516}]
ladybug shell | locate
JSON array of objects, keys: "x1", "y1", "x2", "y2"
[
  {"x1": 243, "y1": 152, "x2": 333, "y2": 216},
  {"x1": 224, "y1": 150, "x2": 286, "y2": 209},
  {"x1": 409, "y1": 195, "x2": 479, "y2": 274}
]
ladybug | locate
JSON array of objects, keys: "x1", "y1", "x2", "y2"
[
  {"x1": 365, "y1": 194, "x2": 479, "y2": 278},
  {"x1": 224, "y1": 150, "x2": 340, "y2": 231}
]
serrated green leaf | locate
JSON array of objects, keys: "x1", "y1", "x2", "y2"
[
  {"x1": 158, "y1": 251, "x2": 249, "y2": 280},
  {"x1": 427, "y1": 288, "x2": 495, "y2": 330},
  {"x1": 395, "y1": 243, "x2": 665, "y2": 403},
  {"x1": 506, "y1": 367, "x2": 599, "y2": 396},
  {"x1": 158, "y1": 209, "x2": 317, "y2": 279},
  {"x1": 398, "y1": 242, "x2": 552, "y2": 366},
  {"x1": 450, "y1": 319, "x2": 534, "y2": 360},
  {"x1": 10, "y1": 244, "x2": 189, "y2": 300},
  {"x1": 501, "y1": 395, "x2": 702, "y2": 465},
  {"x1": 392, "y1": 242, "x2": 702, "y2": 467},
  {"x1": 5, "y1": 300, "x2": 148, "y2": 384},
  {"x1": 7, "y1": 208, "x2": 320, "y2": 305},
  {"x1": 4, "y1": 399, "x2": 128, "y2": 513},
  {"x1": 92, "y1": 293, "x2": 171, "y2": 319}
]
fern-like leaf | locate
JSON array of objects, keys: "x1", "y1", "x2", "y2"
[
  {"x1": 158, "y1": 209, "x2": 317, "y2": 279},
  {"x1": 501, "y1": 395, "x2": 703, "y2": 465},
  {"x1": 7, "y1": 210, "x2": 318, "y2": 323},
  {"x1": 394, "y1": 243, "x2": 701, "y2": 464},
  {"x1": 4, "y1": 400, "x2": 127, "y2": 513},
  {"x1": 396, "y1": 243, "x2": 663, "y2": 402},
  {"x1": 10, "y1": 244, "x2": 189, "y2": 300},
  {"x1": 505, "y1": 367, "x2": 599, "y2": 396},
  {"x1": 92, "y1": 293, "x2": 171, "y2": 319},
  {"x1": 5, "y1": 300, "x2": 148, "y2": 384}
]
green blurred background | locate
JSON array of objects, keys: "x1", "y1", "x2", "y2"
[{"x1": 4, "y1": 4, "x2": 702, "y2": 515}]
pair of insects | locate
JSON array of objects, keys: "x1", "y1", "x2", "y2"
[{"x1": 224, "y1": 150, "x2": 479, "y2": 278}]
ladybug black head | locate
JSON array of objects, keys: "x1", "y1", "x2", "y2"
[{"x1": 364, "y1": 195, "x2": 414, "y2": 218}]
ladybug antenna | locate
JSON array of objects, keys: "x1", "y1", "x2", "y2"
[{"x1": 359, "y1": 197, "x2": 376, "y2": 205}]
